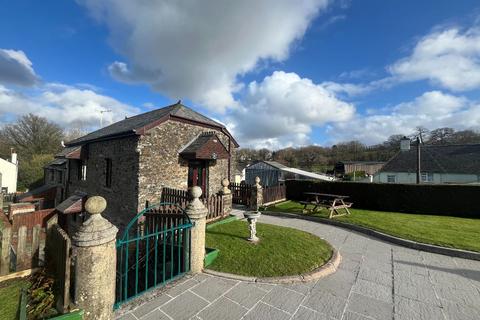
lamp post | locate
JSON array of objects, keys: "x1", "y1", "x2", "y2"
[{"x1": 416, "y1": 137, "x2": 421, "y2": 184}]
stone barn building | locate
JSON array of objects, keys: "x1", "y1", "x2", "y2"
[{"x1": 59, "y1": 101, "x2": 238, "y2": 229}]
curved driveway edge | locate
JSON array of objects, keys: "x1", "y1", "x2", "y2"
[
  {"x1": 204, "y1": 249, "x2": 342, "y2": 284},
  {"x1": 264, "y1": 210, "x2": 480, "y2": 261}
]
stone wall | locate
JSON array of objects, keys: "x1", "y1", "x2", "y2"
[
  {"x1": 137, "y1": 120, "x2": 234, "y2": 210},
  {"x1": 67, "y1": 137, "x2": 140, "y2": 232}
]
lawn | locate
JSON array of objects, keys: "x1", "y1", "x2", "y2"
[
  {"x1": 205, "y1": 220, "x2": 333, "y2": 277},
  {"x1": 265, "y1": 201, "x2": 480, "y2": 252},
  {"x1": 0, "y1": 277, "x2": 30, "y2": 320}
]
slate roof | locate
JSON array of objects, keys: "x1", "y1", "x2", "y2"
[
  {"x1": 67, "y1": 101, "x2": 236, "y2": 146},
  {"x1": 179, "y1": 132, "x2": 229, "y2": 160},
  {"x1": 380, "y1": 144, "x2": 480, "y2": 174}
]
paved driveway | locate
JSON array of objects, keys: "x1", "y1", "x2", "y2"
[{"x1": 117, "y1": 214, "x2": 480, "y2": 320}]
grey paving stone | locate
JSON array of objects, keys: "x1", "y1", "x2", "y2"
[
  {"x1": 225, "y1": 282, "x2": 268, "y2": 308},
  {"x1": 190, "y1": 276, "x2": 238, "y2": 302},
  {"x1": 140, "y1": 309, "x2": 171, "y2": 320},
  {"x1": 160, "y1": 291, "x2": 208, "y2": 320},
  {"x1": 394, "y1": 260, "x2": 428, "y2": 276},
  {"x1": 362, "y1": 260, "x2": 392, "y2": 273},
  {"x1": 132, "y1": 294, "x2": 172, "y2": 318},
  {"x1": 434, "y1": 285, "x2": 480, "y2": 307},
  {"x1": 346, "y1": 293, "x2": 393, "y2": 320},
  {"x1": 342, "y1": 311, "x2": 374, "y2": 320},
  {"x1": 395, "y1": 295, "x2": 446, "y2": 320},
  {"x1": 282, "y1": 282, "x2": 314, "y2": 295},
  {"x1": 117, "y1": 313, "x2": 136, "y2": 320},
  {"x1": 352, "y1": 279, "x2": 392, "y2": 303},
  {"x1": 243, "y1": 302, "x2": 291, "y2": 320},
  {"x1": 292, "y1": 306, "x2": 328, "y2": 320},
  {"x1": 303, "y1": 291, "x2": 348, "y2": 319},
  {"x1": 165, "y1": 278, "x2": 200, "y2": 297},
  {"x1": 394, "y1": 278, "x2": 441, "y2": 306},
  {"x1": 261, "y1": 286, "x2": 305, "y2": 314},
  {"x1": 338, "y1": 257, "x2": 361, "y2": 272},
  {"x1": 428, "y1": 270, "x2": 473, "y2": 289},
  {"x1": 198, "y1": 297, "x2": 248, "y2": 320},
  {"x1": 312, "y1": 269, "x2": 355, "y2": 298},
  {"x1": 192, "y1": 273, "x2": 212, "y2": 283},
  {"x1": 358, "y1": 266, "x2": 392, "y2": 287},
  {"x1": 254, "y1": 282, "x2": 276, "y2": 292},
  {"x1": 441, "y1": 300, "x2": 480, "y2": 320}
]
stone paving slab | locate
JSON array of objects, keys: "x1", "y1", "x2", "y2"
[{"x1": 116, "y1": 214, "x2": 480, "y2": 320}]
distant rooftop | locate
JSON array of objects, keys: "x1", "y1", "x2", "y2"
[
  {"x1": 381, "y1": 143, "x2": 480, "y2": 174},
  {"x1": 67, "y1": 101, "x2": 237, "y2": 146}
]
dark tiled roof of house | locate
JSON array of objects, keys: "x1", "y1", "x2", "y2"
[
  {"x1": 67, "y1": 102, "x2": 230, "y2": 146},
  {"x1": 380, "y1": 144, "x2": 480, "y2": 174}
]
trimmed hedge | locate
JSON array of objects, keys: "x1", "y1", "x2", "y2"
[{"x1": 286, "y1": 180, "x2": 480, "y2": 218}]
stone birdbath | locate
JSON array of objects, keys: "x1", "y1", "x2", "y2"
[{"x1": 243, "y1": 211, "x2": 261, "y2": 243}]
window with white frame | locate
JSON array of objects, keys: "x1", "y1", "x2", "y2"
[
  {"x1": 421, "y1": 172, "x2": 433, "y2": 182},
  {"x1": 387, "y1": 175, "x2": 396, "y2": 183}
]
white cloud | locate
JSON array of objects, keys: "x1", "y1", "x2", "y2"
[
  {"x1": 79, "y1": 0, "x2": 330, "y2": 112},
  {"x1": 228, "y1": 71, "x2": 355, "y2": 149},
  {"x1": 0, "y1": 49, "x2": 39, "y2": 86},
  {"x1": 0, "y1": 84, "x2": 139, "y2": 129},
  {"x1": 329, "y1": 91, "x2": 480, "y2": 144},
  {"x1": 389, "y1": 26, "x2": 480, "y2": 91}
]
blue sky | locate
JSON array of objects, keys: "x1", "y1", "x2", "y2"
[{"x1": 1, "y1": 0, "x2": 480, "y2": 148}]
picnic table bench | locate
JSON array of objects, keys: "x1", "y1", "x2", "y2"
[{"x1": 300, "y1": 192, "x2": 352, "y2": 219}]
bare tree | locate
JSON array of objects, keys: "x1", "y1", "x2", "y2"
[
  {"x1": 428, "y1": 127, "x2": 455, "y2": 145},
  {"x1": 0, "y1": 113, "x2": 64, "y2": 159},
  {"x1": 412, "y1": 126, "x2": 430, "y2": 143}
]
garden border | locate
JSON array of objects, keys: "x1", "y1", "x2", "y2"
[
  {"x1": 204, "y1": 249, "x2": 341, "y2": 284},
  {"x1": 263, "y1": 211, "x2": 480, "y2": 261}
]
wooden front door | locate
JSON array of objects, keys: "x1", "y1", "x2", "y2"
[{"x1": 188, "y1": 160, "x2": 207, "y2": 197}]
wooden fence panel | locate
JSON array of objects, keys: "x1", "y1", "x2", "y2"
[
  {"x1": 262, "y1": 185, "x2": 287, "y2": 205},
  {"x1": 230, "y1": 183, "x2": 252, "y2": 206}
]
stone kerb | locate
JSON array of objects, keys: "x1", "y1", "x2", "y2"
[
  {"x1": 185, "y1": 186, "x2": 208, "y2": 274},
  {"x1": 72, "y1": 196, "x2": 118, "y2": 320}
]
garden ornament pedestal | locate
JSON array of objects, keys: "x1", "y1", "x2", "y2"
[{"x1": 243, "y1": 211, "x2": 261, "y2": 242}]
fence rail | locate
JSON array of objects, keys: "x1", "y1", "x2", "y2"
[{"x1": 160, "y1": 187, "x2": 228, "y2": 222}]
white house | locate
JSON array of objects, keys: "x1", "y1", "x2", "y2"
[
  {"x1": 374, "y1": 141, "x2": 480, "y2": 184},
  {"x1": 0, "y1": 151, "x2": 18, "y2": 193}
]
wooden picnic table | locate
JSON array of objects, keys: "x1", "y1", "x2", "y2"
[{"x1": 301, "y1": 192, "x2": 352, "y2": 219}]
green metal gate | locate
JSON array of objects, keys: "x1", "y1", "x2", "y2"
[{"x1": 115, "y1": 203, "x2": 192, "y2": 308}]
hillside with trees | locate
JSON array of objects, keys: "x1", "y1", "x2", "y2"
[{"x1": 237, "y1": 127, "x2": 480, "y2": 173}]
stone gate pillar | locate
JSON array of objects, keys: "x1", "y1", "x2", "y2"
[
  {"x1": 72, "y1": 196, "x2": 118, "y2": 320},
  {"x1": 185, "y1": 186, "x2": 208, "y2": 274},
  {"x1": 250, "y1": 176, "x2": 263, "y2": 211},
  {"x1": 219, "y1": 178, "x2": 232, "y2": 215}
]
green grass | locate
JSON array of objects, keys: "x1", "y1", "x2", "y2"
[
  {"x1": 0, "y1": 277, "x2": 30, "y2": 320},
  {"x1": 205, "y1": 220, "x2": 333, "y2": 277},
  {"x1": 266, "y1": 201, "x2": 480, "y2": 252}
]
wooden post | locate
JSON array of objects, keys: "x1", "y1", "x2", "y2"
[{"x1": 0, "y1": 227, "x2": 11, "y2": 275}]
